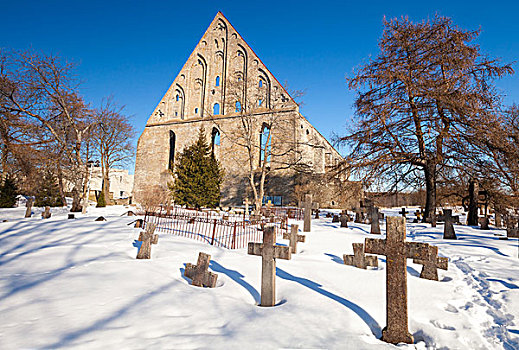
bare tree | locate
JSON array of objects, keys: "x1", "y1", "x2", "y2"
[
  {"x1": 91, "y1": 97, "x2": 135, "y2": 204},
  {"x1": 0, "y1": 49, "x2": 95, "y2": 211},
  {"x1": 341, "y1": 16, "x2": 513, "y2": 220}
]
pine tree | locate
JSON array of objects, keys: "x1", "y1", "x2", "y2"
[
  {"x1": 35, "y1": 170, "x2": 63, "y2": 207},
  {"x1": 0, "y1": 177, "x2": 18, "y2": 208},
  {"x1": 96, "y1": 191, "x2": 106, "y2": 207},
  {"x1": 169, "y1": 127, "x2": 223, "y2": 208}
]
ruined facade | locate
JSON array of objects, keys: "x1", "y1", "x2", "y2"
[{"x1": 134, "y1": 12, "x2": 361, "y2": 208}]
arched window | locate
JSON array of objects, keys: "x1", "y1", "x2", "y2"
[
  {"x1": 259, "y1": 80, "x2": 263, "y2": 87},
  {"x1": 168, "y1": 131, "x2": 176, "y2": 170},
  {"x1": 195, "y1": 108, "x2": 199, "y2": 114},
  {"x1": 258, "y1": 99, "x2": 263, "y2": 107},
  {"x1": 235, "y1": 101, "x2": 242, "y2": 113},
  {"x1": 215, "y1": 76, "x2": 220, "y2": 87},
  {"x1": 213, "y1": 103, "x2": 220, "y2": 115},
  {"x1": 176, "y1": 95, "x2": 179, "y2": 101},
  {"x1": 211, "y1": 127, "x2": 220, "y2": 155},
  {"x1": 259, "y1": 123, "x2": 271, "y2": 165}
]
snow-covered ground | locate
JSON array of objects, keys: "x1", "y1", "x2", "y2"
[{"x1": 0, "y1": 206, "x2": 518, "y2": 349}]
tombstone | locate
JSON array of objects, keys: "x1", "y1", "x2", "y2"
[
  {"x1": 414, "y1": 210, "x2": 422, "y2": 222},
  {"x1": 303, "y1": 194, "x2": 312, "y2": 232},
  {"x1": 184, "y1": 252, "x2": 218, "y2": 288},
  {"x1": 443, "y1": 209, "x2": 457, "y2": 240},
  {"x1": 399, "y1": 208, "x2": 408, "y2": 218},
  {"x1": 343, "y1": 243, "x2": 378, "y2": 269},
  {"x1": 136, "y1": 223, "x2": 158, "y2": 259},
  {"x1": 413, "y1": 245, "x2": 448, "y2": 281},
  {"x1": 134, "y1": 218, "x2": 144, "y2": 228},
  {"x1": 25, "y1": 197, "x2": 33, "y2": 218},
  {"x1": 325, "y1": 212, "x2": 332, "y2": 218},
  {"x1": 480, "y1": 216, "x2": 490, "y2": 230},
  {"x1": 506, "y1": 216, "x2": 519, "y2": 238},
  {"x1": 354, "y1": 207, "x2": 363, "y2": 223},
  {"x1": 365, "y1": 216, "x2": 430, "y2": 344},
  {"x1": 41, "y1": 206, "x2": 51, "y2": 219},
  {"x1": 340, "y1": 213, "x2": 349, "y2": 228},
  {"x1": 95, "y1": 216, "x2": 106, "y2": 221},
  {"x1": 283, "y1": 224, "x2": 305, "y2": 253},
  {"x1": 332, "y1": 214, "x2": 340, "y2": 223},
  {"x1": 495, "y1": 213, "x2": 502, "y2": 228},
  {"x1": 248, "y1": 226, "x2": 291, "y2": 306},
  {"x1": 465, "y1": 179, "x2": 479, "y2": 226},
  {"x1": 370, "y1": 206, "x2": 381, "y2": 235},
  {"x1": 68, "y1": 214, "x2": 75, "y2": 220},
  {"x1": 314, "y1": 209, "x2": 320, "y2": 219}
]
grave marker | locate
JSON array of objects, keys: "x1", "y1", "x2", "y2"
[
  {"x1": 136, "y1": 223, "x2": 158, "y2": 259},
  {"x1": 370, "y1": 206, "x2": 381, "y2": 235},
  {"x1": 443, "y1": 209, "x2": 457, "y2": 240},
  {"x1": 399, "y1": 208, "x2": 408, "y2": 218},
  {"x1": 282, "y1": 224, "x2": 305, "y2": 253},
  {"x1": 184, "y1": 252, "x2": 218, "y2": 288},
  {"x1": 343, "y1": 243, "x2": 378, "y2": 269},
  {"x1": 413, "y1": 245, "x2": 448, "y2": 281},
  {"x1": 340, "y1": 213, "x2": 349, "y2": 228},
  {"x1": 365, "y1": 216, "x2": 430, "y2": 344},
  {"x1": 303, "y1": 194, "x2": 312, "y2": 232},
  {"x1": 248, "y1": 226, "x2": 291, "y2": 306},
  {"x1": 332, "y1": 214, "x2": 340, "y2": 223},
  {"x1": 480, "y1": 216, "x2": 490, "y2": 230}
]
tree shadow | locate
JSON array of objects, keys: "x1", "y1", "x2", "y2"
[
  {"x1": 276, "y1": 267, "x2": 382, "y2": 337},
  {"x1": 209, "y1": 260, "x2": 260, "y2": 304},
  {"x1": 487, "y1": 278, "x2": 519, "y2": 289}
]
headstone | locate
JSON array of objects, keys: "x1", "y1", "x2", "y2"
[
  {"x1": 370, "y1": 206, "x2": 381, "y2": 235},
  {"x1": 136, "y1": 223, "x2": 158, "y2": 259},
  {"x1": 480, "y1": 216, "x2": 490, "y2": 230},
  {"x1": 41, "y1": 206, "x2": 51, "y2": 219},
  {"x1": 413, "y1": 245, "x2": 448, "y2": 281},
  {"x1": 506, "y1": 216, "x2": 519, "y2": 238},
  {"x1": 68, "y1": 214, "x2": 75, "y2": 220},
  {"x1": 354, "y1": 207, "x2": 363, "y2": 223},
  {"x1": 343, "y1": 243, "x2": 378, "y2": 269},
  {"x1": 25, "y1": 197, "x2": 33, "y2": 218},
  {"x1": 95, "y1": 216, "x2": 106, "y2": 221},
  {"x1": 326, "y1": 212, "x2": 332, "y2": 218},
  {"x1": 332, "y1": 214, "x2": 340, "y2": 223},
  {"x1": 495, "y1": 213, "x2": 502, "y2": 228},
  {"x1": 248, "y1": 226, "x2": 291, "y2": 306},
  {"x1": 283, "y1": 224, "x2": 305, "y2": 253},
  {"x1": 340, "y1": 213, "x2": 349, "y2": 228},
  {"x1": 303, "y1": 193, "x2": 312, "y2": 232},
  {"x1": 443, "y1": 209, "x2": 457, "y2": 239},
  {"x1": 184, "y1": 252, "x2": 218, "y2": 288},
  {"x1": 365, "y1": 216, "x2": 430, "y2": 344},
  {"x1": 399, "y1": 208, "x2": 408, "y2": 218},
  {"x1": 314, "y1": 209, "x2": 320, "y2": 219}
]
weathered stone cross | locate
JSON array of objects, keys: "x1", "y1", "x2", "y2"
[
  {"x1": 343, "y1": 242, "x2": 378, "y2": 269},
  {"x1": 248, "y1": 226, "x2": 291, "y2": 306},
  {"x1": 370, "y1": 206, "x2": 381, "y2": 234},
  {"x1": 136, "y1": 222, "x2": 158, "y2": 259},
  {"x1": 365, "y1": 216, "x2": 430, "y2": 344},
  {"x1": 184, "y1": 252, "x2": 218, "y2": 288},
  {"x1": 303, "y1": 193, "x2": 312, "y2": 232},
  {"x1": 443, "y1": 209, "x2": 457, "y2": 239},
  {"x1": 332, "y1": 214, "x2": 340, "y2": 223},
  {"x1": 340, "y1": 213, "x2": 349, "y2": 228},
  {"x1": 399, "y1": 207, "x2": 408, "y2": 218},
  {"x1": 413, "y1": 245, "x2": 448, "y2": 281},
  {"x1": 283, "y1": 224, "x2": 305, "y2": 253}
]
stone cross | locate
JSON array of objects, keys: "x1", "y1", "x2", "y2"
[
  {"x1": 332, "y1": 214, "x2": 340, "y2": 223},
  {"x1": 480, "y1": 216, "x2": 490, "y2": 230},
  {"x1": 413, "y1": 245, "x2": 448, "y2": 281},
  {"x1": 283, "y1": 224, "x2": 305, "y2": 253},
  {"x1": 248, "y1": 226, "x2": 291, "y2": 306},
  {"x1": 136, "y1": 223, "x2": 158, "y2": 259},
  {"x1": 443, "y1": 209, "x2": 457, "y2": 240},
  {"x1": 184, "y1": 252, "x2": 218, "y2": 288},
  {"x1": 303, "y1": 193, "x2": 312, "y2": 232},
  {"x1": 340, "y1": 213, "x2": 349, "y2": 228},
  {"x1": 343, "y1": 243, "x2": 378, "y2": 269},
  {"x1": 41, "y1": 206, "x2": 51, "y2": 219},
  {"x1": 314, "y1": 209, "x2": 320, "y2": 219},
  {"x1": 25, "y1": 197, "x2": 33, "y2": 218},
  {"x1": 370, "y1": 206, "x2": 381, "y2": 235},
  {"x1": 365, "y1": 216, "x2": 430, "y2": 344},
  {"x1": 399, "y1": 208, "x2": 408, "y2": 218}
]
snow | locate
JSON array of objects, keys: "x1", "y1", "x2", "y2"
[{"x1": 0, "y1": 205, "x2": 518, "y2": 349}]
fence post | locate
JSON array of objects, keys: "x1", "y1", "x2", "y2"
[
  {"x1": 231, "y1": 221, "x2": 237, "y2": 249},
  {"x1": 211, "y1": 219, "x2": 217, "y2": 245}
]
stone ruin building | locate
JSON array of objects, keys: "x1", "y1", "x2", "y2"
[{"x1": 134, "y1": 12, "x2": 362, "y2": 208}]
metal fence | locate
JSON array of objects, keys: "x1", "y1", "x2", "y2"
[{"x1": 143, "y1": 205, "x2": 289, "y2": 249}]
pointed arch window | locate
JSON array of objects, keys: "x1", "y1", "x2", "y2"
[
  {"x1": 176, "y1": 94, "x2": 179, "y2": 101},
  {"x1": 211, "y1": 127, "x2": 221, "y2": 155},
  {"x1": 235, "y1": 101, "x2": 242, "y2": 113},
  {"x1": 260, "y1": 123, "x2": 271, "y2": 165},
  {"x1": 213, "y1": 103, "x2": 220, "y2": 115},
  {"x1": 215, "y1": 76, "x2": 220, "y2": 87},
  {"x1": 168, "y1": 131, "x2": 176, "y2": 170},
  {"x1": 259, "y1": 80, "x2": 263, "y2": 87}
]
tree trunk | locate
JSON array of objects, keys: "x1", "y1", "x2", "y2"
[
  {"x1": 102, "y1": 160, "x2": 111, "y2": 205},
  {"x1": 56, "y1": 160, "x2": 67, "y2": 207},
  {"x1": 70, "y1": 187, "x2": 82, "y2": 212},
  {"x1": 422, "y1": 161, "x2": 437, "y2": 223}
]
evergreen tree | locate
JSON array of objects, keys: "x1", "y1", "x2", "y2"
[
  {"x1": 35, "y1": 170, "x2": 63, "y2": 207},
  {"x1": 169, "y1": 127, "x2": 223, "y2": 208},
  {"x1": 96, "y1": 191, "x2": 106, "y2": 207},
  {"x1": 0, "y1": 177, "x2": 18, "y2": 208}
]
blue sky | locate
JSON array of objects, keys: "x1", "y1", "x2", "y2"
[{"x1": 2, "y1": 0, "x2": 518, "y2": 172}]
